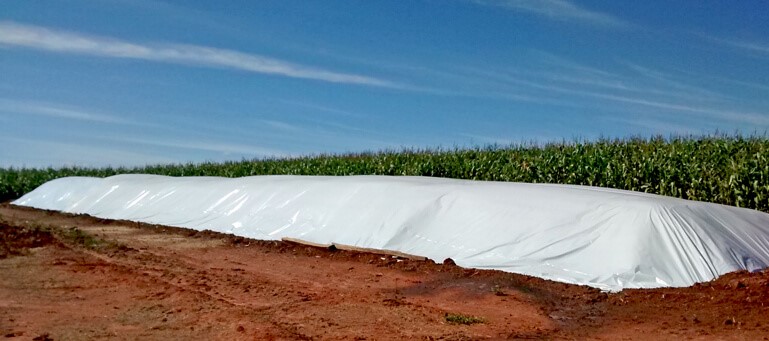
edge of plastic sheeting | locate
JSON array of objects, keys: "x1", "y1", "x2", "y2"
[
  {"x1": 282, "y1": 237, "x2": 429, "y2": 261},
  {"x1": 13, "y1": 174, "x2": 769, "y2": 291}
]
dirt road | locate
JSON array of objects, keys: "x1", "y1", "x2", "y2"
[{"x1": 1, "y1": 203, "x2": 768, "y2": 340}]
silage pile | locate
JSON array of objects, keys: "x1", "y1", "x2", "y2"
[{"x1": 13, "y1": 174, "x2": 769, "y2": 291}]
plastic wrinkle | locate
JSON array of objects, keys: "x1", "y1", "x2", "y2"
[{"x1": 13, "y1": 174, "x2": 769, "y2": 291}]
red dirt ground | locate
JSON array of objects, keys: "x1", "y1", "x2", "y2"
[{"x1": 1, "y1": 203, "x2": 768, "y2": 340}]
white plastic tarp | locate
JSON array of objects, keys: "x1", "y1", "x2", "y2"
[{"x1": 13, "y1": 174, "x2": 769, "y2": 291}]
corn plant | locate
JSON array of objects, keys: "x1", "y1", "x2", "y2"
[{"x1": 1, "y1": 135, "x2": 768, "y2": 213}]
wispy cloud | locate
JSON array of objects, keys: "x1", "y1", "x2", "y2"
[
  {"x1": 606, "y1": 116, "x2": 707, "y2": 136},
  {"x1": 522, "y1": 52, "x2": 728, "y2": 101},
  {"x1": 276, "y1": 99, "x2": 363, "y2": 117},
  {"x1": 713, "y1": 37, "x2": 769, "y2": 55},
  {"x1": 110, "y1": 136, "x2": 289, "y2": 157},
  {"x1": 533, "y1": 51, "x2": 619, "y2": 78},
  {"x1": 471, "y1": 0, "x2": 628, "y2": 27},
  {"x1": 588, "y1": 92, "x2": 769, "y2": 126},
  {"x1": 458, "y1": 63, "x2": 769, "y2": 127},
  {"x1": 0, "y1": 98, "x2": 137, "y2": 125},
  {"x1": 621, "y1": 62, "x2": 726, "y2": 99},
  {"x1": 0, "y1": 136, "x2": 176, "y2": 168},
  {"x1": 711, "y1": 77, "x2": 769, "y2": 93},
  {"x1": 539, "y1": 80, "x2": 768, "y2": 126},
  {"x1": 257, "y1": 119, "x2": 303, "y2": 132},
  {"x1": 0, "y1": 21, "x2": 395, "y2": 87}
]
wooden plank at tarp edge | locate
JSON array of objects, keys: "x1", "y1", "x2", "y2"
[
  {"x1": 280, "y1": 237, "x2": 428, "y2": 261},
  {"x1": 332, "y1": 242, "x2": 428, "y2": 261},
  {"x1": 281, "y1": 237, "x2": 333, "y2": 249}
]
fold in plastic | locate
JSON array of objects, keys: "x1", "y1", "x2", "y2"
[{"x1": 13, "y1": 174, "x2": 769, "y2": 291}]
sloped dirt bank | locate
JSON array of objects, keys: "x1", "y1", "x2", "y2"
[{"x1": 1, "y1": 203, "x2": 768, "y2": 340}]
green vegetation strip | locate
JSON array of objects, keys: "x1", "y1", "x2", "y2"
[
  {"x1": 2, "y1": 136, "x2": 768, "y2": 212},
  {"x1": 445, "y1": 313, "x2": 485, "y2": 325}
]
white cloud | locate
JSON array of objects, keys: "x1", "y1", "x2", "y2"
[
  {"x1": 607, "y1": 116, "x2": 706, "y2": 136},
  {"x1": 471, "y1": 0, "x2": 628, "y2": 27},
  {"x1": 276, "y1": 99, "x2": 363, "y2": 117},
  {"x1": 110, "y1": 136, "x2": 290, "y2": 158},
  {"x1": 592, "y1": 93, "x2": 769, "y2": 126},
  {"x1": 534, "y1": 79, "x2": 769, "y2": 126},
  {"x1": 533, "y1": 51, "x2": 619, "y2": 78},
  {"x1": 716, "y1": 38, "x2": 769, "y2": 55},
  {"x1": 0, "y1": 21, "x2": 395, "y2": 87},
  {"x1": 621, "y1": 62, "x2": 726, "y2": 99},
  {"x1": 736, "y1": 42, "x2": 769, "y2": 54},
  {"x1": 0, "y1": 99, "x2": 137, "y2": 125},
  {"x1": 0, "y1": 137, "x2": 176, "y2": 168},
  {"x1": 257, "y1": 119, "x2": 303, "y2": 132},
  {"x1": 459, "y1": 65, "x2": 769, "y2": 126}
]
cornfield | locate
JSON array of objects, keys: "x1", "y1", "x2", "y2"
[{"x1": 2, "y1": 136, "x2": 768, "y2": 212}]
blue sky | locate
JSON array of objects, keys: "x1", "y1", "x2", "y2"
[{"x1": 1, "y1": 0, "x2": 768, "y2": 168}]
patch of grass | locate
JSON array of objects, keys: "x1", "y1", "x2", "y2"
[
  {"x1": 445, "y1": 313, "x2": 484, "y2": 325},
  {"x1": 58, "y1": 226, "x2": 123, "y2": 251},
  {"x1": 61, "y1": 227, "x2": 100, "y2": 249},
  {"x1": 491, "y1": 285, "x2": 508, "y2": 296}
]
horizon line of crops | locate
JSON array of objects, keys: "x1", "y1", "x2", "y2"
[{"x1": 1, "y1": 135, "x2": 768, "y2": 212}]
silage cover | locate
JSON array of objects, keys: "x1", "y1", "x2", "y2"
[{"x1": 13, "y1": 174, "x2": 769, "y2": 291}]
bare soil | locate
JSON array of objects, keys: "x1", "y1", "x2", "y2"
[{"x1": 1, "y1": 203, "x2": 768, "y2": 340}]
